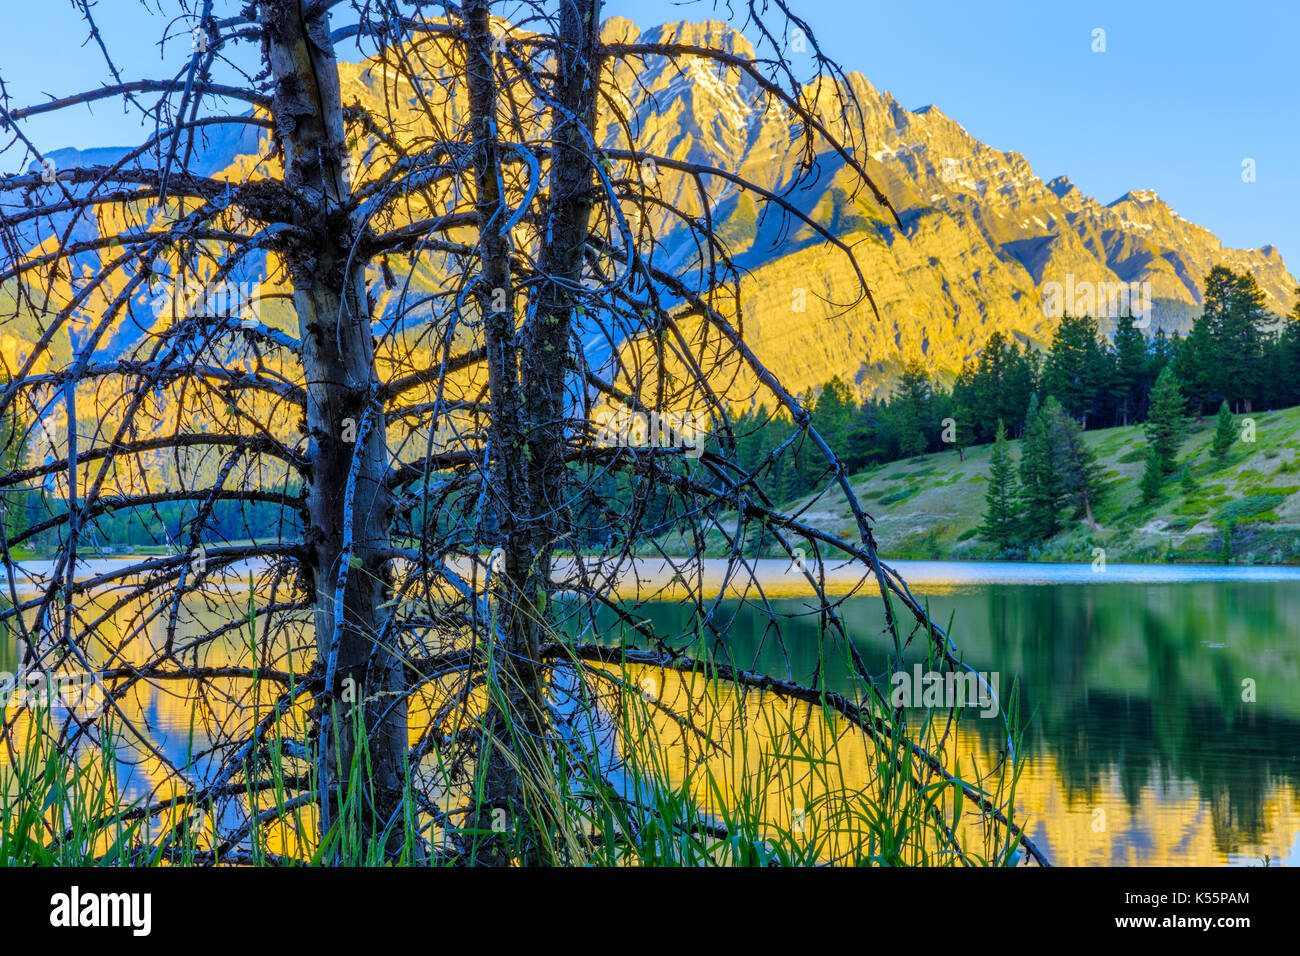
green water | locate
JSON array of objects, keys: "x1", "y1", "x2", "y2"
[{"x1": 573, "y1": 563, "x2": 1300, "y2": 865}]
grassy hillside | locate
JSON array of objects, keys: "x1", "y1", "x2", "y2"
[{"x1": 776, "y1": 406, "x2": 1300, "y2": 565}]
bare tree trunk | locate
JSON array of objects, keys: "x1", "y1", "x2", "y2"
[
  {"x1": 260, "y1": 0, "x2": 407, "y2": 859},
  {"x1": 463, "y1": 0, "x2": 544, "y2": 865},
  {"x1": 461, "y1": 0, "x2": 600, "y2": 866},
  {"x1": 524, "y1": 0, "x2": 601, "y2": 611}
]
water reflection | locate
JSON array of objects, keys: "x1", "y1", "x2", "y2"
[
  {"x1": 3, "y1": 564, "x2": 1299, "y2": 865},
  {"x1": 581, "y1": 575, "x2": 1300, "y2": 865}
]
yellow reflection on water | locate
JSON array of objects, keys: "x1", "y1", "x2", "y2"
[{"x1": 4, "y1": 582, "x2": 1299, "y2": 865}]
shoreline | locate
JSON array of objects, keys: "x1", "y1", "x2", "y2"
[{"x1": 5, "y1": 554, "x2": 1300, "y2": 601}]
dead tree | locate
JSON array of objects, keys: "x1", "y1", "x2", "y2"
[{"x1": 0, "y1": 0, "x2": 1048, "y2": 866}]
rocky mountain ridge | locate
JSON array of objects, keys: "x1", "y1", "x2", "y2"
[{"x1": 4, "y1": 17, "x2": 1294, "y2": 403}]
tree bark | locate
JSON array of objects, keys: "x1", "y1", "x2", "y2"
[
  {"x1": 524, "y1": 0, "x2": 601, "y2": 605},
  {"x1": 460, "y1": 0, "x2": 601, "y2": 866},
  {"x1": 462, "y1": 0, "x2": 545, "y2": 866},
  {"x1": 260, "y1": 0, "x2": 408, "y2": 860}
]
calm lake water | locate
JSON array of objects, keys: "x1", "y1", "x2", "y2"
[
  {"x1": 4, "y1": 558, "x2": 1299, "y2": 866},
  {"x1": 574, "y1": 560, "x2": 1300, "y2": 866}
]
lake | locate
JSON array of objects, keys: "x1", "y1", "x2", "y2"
[
  {"x1": 3, "y1": 558, "x2": 1298, "y2": 865},
  {"x1": 573, "y1": 560, "x2": 1300, "y2": 865}
]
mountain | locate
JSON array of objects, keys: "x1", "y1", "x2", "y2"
[
  {"x1": 4, "y1": 17, "x2": 1295, "y2": 403},
  {"x1": 590, "y1": 18, "x2": 1296, "y2": 399}
]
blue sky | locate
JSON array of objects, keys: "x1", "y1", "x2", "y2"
[{"x1": 2, "y1": 0, "x2": 1296, "y2": 266}]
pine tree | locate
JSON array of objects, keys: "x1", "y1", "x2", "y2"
[
  {"x1": 950, "y1": 398, "x2": 976, "y2": 461},
  {"x1": 1144, "y1": 365, "x2": 1186, "y2": 475},
  {"x1": 733, "y1": 405, "x2": 769, "y2": 476},
  {"x1": 813, "y1": 376, "x2": 857, "y2": 454},
  {"x1": 1211, "y1": 400, "x2": 1235, "y2": 460},
  {"x1": 1022, "y1": 391, "x2": 1040, "y2": 437},
  {"x1": 1006, "y1": 343, "x2": 1041, "y2": 436},
  {"x1": 1018, "y1": 395, "x2": 1068, "y2": 540},
  {"x1": 966, "y1": 334, "x2": 1008, "y2": 443},
  {"x1": 891, "y1": 358, "x2": 932, "y2": 457},
  {"x1": 894, "y1": 401, "x2": 927, "y2": 458},
  {"x1": 979, "y1": 419, "x2": 1018, "y2": 550},
  {"x1": 1140, "y1": 446, "x2": 1164, "y2": 505},
  {"x1": 846, "y1": 398, "x2": 886, "y2": 469},
  {"x1": 950, "y1": 334, "x2": 1041, "y2": 445},
  {"x1": 1174, "y1": 317, "x2": 1215, "y2": 417},
  {"x1": 1207, "y1": 267, "x2": 1268, "y2": 411},
  {"x1": 1112, "y1": 312, "x2": 1149, "y2": 425},
  {"x1": 788, "y1": 388, "x2": 822, "y2": 493},
  {"x1": 1050, "y1": 407, "x2": 1106, "y2": 530},
  {"x1": 1043, "y1": 315, "x2": 1111, "y2": 427},
  {"x1": 1276, "y1": 290, "x2": 1300, "y2": 408}
]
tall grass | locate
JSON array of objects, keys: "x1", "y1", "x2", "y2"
[
  {"x1": 0, "y1": 704, "x2": 146, "y2": 864},
  {"x1": 483, "y1": 658, "x2": 1032, "y2": 867},
  {"x1": 2, "y1": 652, "x2": 1034, "y2": 866}
]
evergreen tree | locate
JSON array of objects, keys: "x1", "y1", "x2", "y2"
[
  {"x1": 1148, "y1": 328, "x2": 1179, "y2": 401},
  {"x1": 1022, "y1": 391, "x2": 1040, "y2": 437},
  {"x1": 951, "y1": 332, "x2": 1039, "y2": 444},
  {"x1": 787, "y1": 389, "x2": 822, "y2": 496},
  {"x1": 1051, "y1": 409, "x2": 1105, "y2": 530},
  {"x1": 893, "y1": 400, "x2": 927, "y2": 458},
  {"x1": 1006, "y1": 342, "x2": 1041, "y2": 435},
  {"x1": 1111, "y1": 312, "x2": 1149, "y2": 425},
  {"x1": 732, "y1": 405, "x2": 763, "y2": 475},
  {"x1": 1174, "y1": 317, "x2": 1215, "y2": 416},
  {"x1": 1144, "y1": 365, "x2": 1186, "y2": 475},
  {"x1": 1018, "y1": 395, "x2": 1068, "y2": 540},
  {"x1": 891, "y1": 359, "x2": 931, "y2": 458},
  {"x1": 979, "y1": 419, "x2": 1018, "y2": 550},
  {"x1": 1140, "y1": 446, "x2": 1164, "y2": 505},
  {"x1": 1211, "y1": 400, "x2": 1235, "y2": 460},
  {"x1": 845, "y1": 398, "x2": 886, "y2": 469},
  {"x1": 1205, "y1": 267, "x2": 1268, "y2": 411},
  {"x1": 950, "y1": 398, "x2": 976, "y2": 461},
  {"x1": 930, "y1": 388, "x2": 955, "y2": 449},
  {"x1": 1042, "y1": 315, "x2": 1111, "y2": 427},
  {"x1": 812, "y1": 376, "x2": 857, "y2": 457},
  {"x1": 1272, "y1": 290, "x2": 1300, "y2": 408},
  {"x1": 964, "y1": 334, "x2": 1008, "y2": 442}
]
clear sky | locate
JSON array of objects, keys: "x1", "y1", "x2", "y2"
[{"x1": 2, "y1": 0, "x2": 1296, "y2": 266}]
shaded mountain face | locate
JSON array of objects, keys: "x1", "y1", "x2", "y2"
[{"x1": 6, "y1": 17, "x2": 1294, "y2": 401}]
